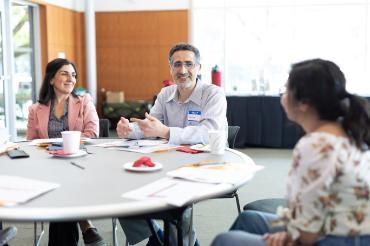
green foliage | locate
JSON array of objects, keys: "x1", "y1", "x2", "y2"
[
  {"x1": 102, "y1": 101, "x2": 150, "y2": 128},
  {"x1": 12, "y1": 5, "x2": 30, "y2": 58}
]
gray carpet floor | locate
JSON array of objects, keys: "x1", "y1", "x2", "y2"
[{"x1": 3, "y1": 147, "x2": 292, "y2": 245}]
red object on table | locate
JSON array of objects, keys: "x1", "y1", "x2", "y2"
[
  {"x1": 176, "y1": 146, "x2": 203, "y2": 154},
  {"x1": 133, "y1": 156, "x2": 155, "y2": 167},
  {"x1": 48, "y1": 150, "x2": 68, "y2": 156}
]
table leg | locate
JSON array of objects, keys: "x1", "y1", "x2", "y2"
[{"x1": 112, "y1": 218, "x2": 118, "y2": 246}]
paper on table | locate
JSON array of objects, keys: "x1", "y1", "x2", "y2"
[
  {"x1": 167, "y1": 162, "x2": 264, "y2": 185},
  {"x1": 0, "y1": 142, "x2": 19, "y2": 155},
  {"x1": 93, "y1": 139, "x2": 178, "y2": 153},
  {"x1": 190, "y1": 144, "x2": 211, "y2": 152},
  {"x1": 135, "y1": 139, "x2": 169, "y2": 146},
  {"x1": 29, "y1": 138, "x2": 63, "y2": 145},
  {"x1": 122, "y1": 177, "x2": 222, "y2": 207},
  {"x1": 93, "y1": 139, "x2": 168, "y2": 148},
  {"x1": 92, "y1": 140, "x2": 127, "y2": 148},
  {"x1": 0, "y1": 176, "x2": 60, "y2": 207},
  {"x1": 30, "y1": 137, "x2": 92, "y2": 146},
  {"x1": 118, "y1": 143, "x2": 178, "y2": 154}
]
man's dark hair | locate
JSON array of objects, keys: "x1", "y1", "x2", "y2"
[{"x1": 168, "y1": 43, "x2": 201, "y2": 64}]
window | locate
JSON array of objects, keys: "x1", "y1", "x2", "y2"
[
  {"x1": 0, "y1": 0, "x2": 40, "y2": 140},
  {"x1": 192, "y1": 0, "x2": 370, "y2": 95},
  {"x1": 12, "y1": 2, "x2": 37, "y2": 132},
  {"x1": 0, "y1": 3, "x2": 4, "y2": 128}
]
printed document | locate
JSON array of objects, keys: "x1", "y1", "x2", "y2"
[
  {"x1": 0, "y1": 176, "x2": 60, "y2": 207},
  {"x1": 93, "y1": 139, "x2": 178, "y2": 153},
  {"x1": 122, "y1": 177, "x2": 228, "y2": 207},
  {"x1": 167, "y1": 162, "x2": 264, "y2": 185}
]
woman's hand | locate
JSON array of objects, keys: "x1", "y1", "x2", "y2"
[{"x1": 263, "y1": 232, "x2": 294, "y2": 246}]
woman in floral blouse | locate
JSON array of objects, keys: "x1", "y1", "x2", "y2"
[{"x1": 212, "y1": 59, "x2": 370, "y2": 246}]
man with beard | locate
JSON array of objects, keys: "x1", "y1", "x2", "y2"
[
  {"x1": 116, "y1": 43, "x2": 227, "y2": 246},
  {"x1": 117, "y1": 42, "x2": 227, "y2": 145}
]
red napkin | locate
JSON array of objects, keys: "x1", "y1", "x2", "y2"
[
  {"x1": 176, "y1": 146, "x2": 203, "y2": 154},
  {"x1": 48, "y1": 150, "x2": 69, "y2": 156},
  {"x1": 133, "y1": 156, "x2": 155, "y2": 167}
]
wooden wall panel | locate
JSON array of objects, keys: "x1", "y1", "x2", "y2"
[
  {"x1": 38, "y1": 6, "x2": 187, "y2": 116},
  {"x1": 157, "y1": 11, "x2": 188, "y2": 45},
  {"x1": 38, "y1": 5, "x2": 48, "y2": 74},
  {"x1": 96, "y1": 10, "x2": 188, "y2": 108},
  {"x1": 42, "y1": 5, "x2": 86, "y2": 88},
  {"x1": 96, "y1": 13, "x2": 120, "y2": 48},
  {"x1": 74, "y1": 12, "x2": 86, "y2": 87}
]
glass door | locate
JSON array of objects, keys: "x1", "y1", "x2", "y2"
[
  {"x1": 12, "y1": 1, "x2": 37, "y2": 136},
  {"x1": 0, "y1": 0, "x2": 40, "y2": 140},
  {"x1": 0, "y1": 0, "x2": 6, "y2": 129}
]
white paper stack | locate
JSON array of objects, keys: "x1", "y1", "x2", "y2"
[
  {"x1": 122, "y1": 163, "x2": 264, "y2": 206},
  {"x1": 0, "y1": 176, "x2": 60, "y2": 207},
  {"x1": 93, "y1": 139, "x2": 178, "y2": 153},
  {"x1": 122, "y1": 177, "x2": 221, "y2": 207},
  {"x1": 167, "y1": 162, "x2": 264, "y2": 185}
]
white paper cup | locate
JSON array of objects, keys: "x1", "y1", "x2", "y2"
[
  {"x1": 209, "y1": 130, "x2": 226, "y2": 155},
  {"x1": 61, "y1": 131, "x2": 81, "y2": 154}
]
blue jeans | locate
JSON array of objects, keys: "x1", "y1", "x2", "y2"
[
  {"x1": 316, "y1": 235, "x2": 370, "y2": 246},
  {"x1": 119, "y1": 206, "x2": 196, "y2": 245},
  {"x1": 229, "y1": 210, "x2": 282, "y2": 234},
  {"x1": 211, "y1": 210, "x2": 370, "y2": 246},
  {"x1": 211, "y1": 210, "x2": 283, "y2": 246}
]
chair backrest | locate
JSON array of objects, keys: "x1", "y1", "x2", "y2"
[
  {"x1": 227, "y1": 126, "x2": 240, "y2": 149},
  {"x1": 99, "y1": 118, "x2": 110, "y2": 138}
]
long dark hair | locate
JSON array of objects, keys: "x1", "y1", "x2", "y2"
[
  {"x1": 38, "y1": 58, "x2": 78, "y2": 105},
  {"x1": 288, "y1": 58, "x2": 370, "y2": 150}
]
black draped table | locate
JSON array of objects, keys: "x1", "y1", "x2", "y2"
[{"x1": 226, "y1": 96, "x2": 304, "y2": 148}]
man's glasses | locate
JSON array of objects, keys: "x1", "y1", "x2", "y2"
[{"x1": 171, "y1": 61, "x2": 198, "y2": 70}]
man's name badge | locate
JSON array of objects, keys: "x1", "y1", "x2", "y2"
[{"x1": 188, "y1": 110, "x2": 201, "y2": 122}]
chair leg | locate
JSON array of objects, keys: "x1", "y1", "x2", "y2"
[
  {"x1": 146, "y1": 220, "x2": 163, "y2": 245},
  {"x1": 112, "y1": 218, "x2": 119, "y2": 246},
  {"x1": 176, "y1": 216, "x2": 183, "y2": 246},
  {"x1": 163, "y1": 220, "x2": 170, "y2": 246},
  {"x1": 187, "y1": 204, "x2": 195, "y2": 246},
  {"x1": 234, "y1": 191, "x2": 241, "y2": 214},
  {"x1": 33, "y1": 222, "x2": 45, "y2": 246}
]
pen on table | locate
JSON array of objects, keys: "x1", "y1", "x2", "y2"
[
  {"x1": 70, "y1": 161, "x2": 85, "y2": 170},
  {"x1": 153, "y1": 148, "x2": 177, "y2": 153},
  {"x1": 187, "y1": 161, "x2": 228, "y2": 167},
  {"x1": 37, "y1": 143, "x2": 49, "y2": 148}
]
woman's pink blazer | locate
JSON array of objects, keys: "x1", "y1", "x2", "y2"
[{"x1": 27, "y1": 93, "x2": 99, "y2": 140}]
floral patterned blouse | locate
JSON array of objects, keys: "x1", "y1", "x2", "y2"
[{"x1": 286, "y1": 132, "x2": 370, "y2": 239}]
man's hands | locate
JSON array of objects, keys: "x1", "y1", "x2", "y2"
[
  {"x1": 116, "y1": 116, "x2": 132, "y2": 138},
  {"x1": 131, "y1": 113, "x2": 170, "y2": 139},
  {"x1": 263, "y1": 232, "x2": 294, "y2": 246},
  {"x1": 116, "y1": 113, "x2": 170, "y2": 139}
]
